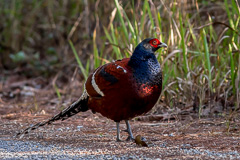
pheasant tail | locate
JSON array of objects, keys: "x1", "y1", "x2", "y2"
[{"x1": 16, "y1": 90, "x2": 89, "y2": 138}]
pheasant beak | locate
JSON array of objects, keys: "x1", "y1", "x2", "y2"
[{"x1": 158, "y1": 42, "x2": 168, "y2": 48}]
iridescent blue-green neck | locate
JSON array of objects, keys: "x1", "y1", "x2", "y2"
[{"x1": 128, "y1": 41, "x2": 161, "y2": 85}]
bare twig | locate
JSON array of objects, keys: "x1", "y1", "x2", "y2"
[
  {"x1": 68, "y1": 14, "x2": 83, "y2": 40},
  {"x1": 193, "y1": 21, "x2": 240, "y2": 37}
]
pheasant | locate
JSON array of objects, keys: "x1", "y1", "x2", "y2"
[{"x1": 17, "y1": 38, "x2": 167, "y2": 141}]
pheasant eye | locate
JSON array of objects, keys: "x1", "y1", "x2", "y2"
[
  {"x1": 149, "y1": 38, "x2": 160, "y2": 48},
  {"x1": 152, "y1": 40, "x2": 157, "y2": 45}
]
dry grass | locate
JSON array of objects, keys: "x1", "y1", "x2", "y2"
[{"x1": 0, "y1": 0, "x2": 239, "y2": 129}]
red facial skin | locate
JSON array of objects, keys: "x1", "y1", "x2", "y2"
[{"x1": 149, "y1": 38, "x2": 161, "y2": 48}]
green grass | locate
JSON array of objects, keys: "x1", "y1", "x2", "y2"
[
  {"x1": 1, "y1": 0, "x2": 240, "y2": 119},
  {"x1": 99, "y1": 0, "x2": 240, "y2": 117},
  {"x1": 69, "y1": 40, "x2": 89, "y2": 81}
]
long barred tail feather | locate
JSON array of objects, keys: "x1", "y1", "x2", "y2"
[{"x1": 16, "y1": 90, "x2": 89, "y2": 138}]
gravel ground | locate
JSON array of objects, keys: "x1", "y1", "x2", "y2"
[
  {"x1": 1, "y1": 77, "x2": 240, "y2": 159},
  {"x1": 1, "y1": 137, "x2": 240, "y2": 160},
  {"x1": 1, "y1": 111, "x2": 240, "y2": 159},
  {"x1": 0, "y1": 138, "x2": 110, "y2": 160}
]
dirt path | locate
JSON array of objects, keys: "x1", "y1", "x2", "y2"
[{"x1": 1, "y1": 111, "x2": 240, "y2": 159}]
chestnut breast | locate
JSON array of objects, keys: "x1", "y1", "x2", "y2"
[{"x1": 85, "y1": 58, "x2": 162, "y2": 122}]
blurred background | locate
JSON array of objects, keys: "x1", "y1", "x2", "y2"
[{"x1": 0, "y1": 0, "x2": 239, "y2": 126}]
